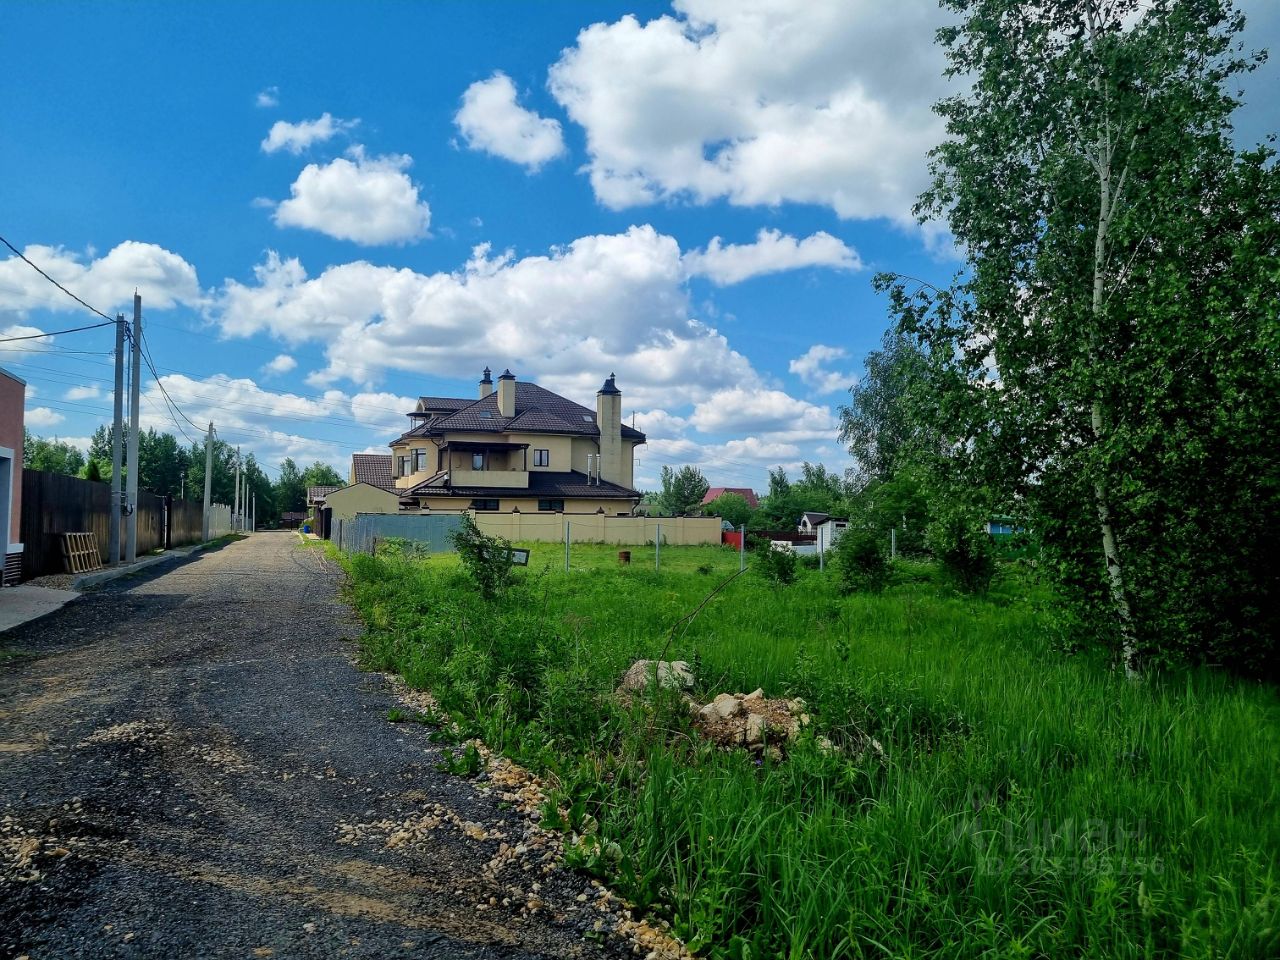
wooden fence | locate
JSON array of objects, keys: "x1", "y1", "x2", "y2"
[
  {"x1": 19, "y1": 470, "x2": 210, "y2": 579},
  {"x1": 166, "y1": 496, "x2": 204, "y2": 549}
]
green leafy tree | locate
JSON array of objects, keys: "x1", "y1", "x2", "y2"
[
  {"x1": 274, "y1": 457, "x2": 306, "y2": 513},
  {"x1": 793, "y1": 462, "x2": 849, "y2": 515},
  {"x1": 838, "y1": 330, "x2": 933, "y2": 486},
  {"x1": 300, "y1": 461, "x2": 344, "y2": 490},
  {"x1": 753, "y1": 467, "x2": 798, "y2": 528},
  {"x1": 450, "y1": 515, "x2": 515, "y2": 599},
  {"x1": 137, "y1": 428, "x2": 191, "y2": 497},
  {"x1": 23, "y1": 429, "x2": 86, "y2": 476},
  {"x1": 704, "y1": 491, "x2": 752, "y2": 528},
  {"x1": 886, "y1": 0, "x2": 1278, "y2": 675},
  {"x1": 656, "y1": 465, "x2": 709, "y2": 516}
]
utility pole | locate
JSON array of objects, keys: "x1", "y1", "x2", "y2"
[
  {"x1": 251, "y1": 493, "x2": 255, "y2": 533},
  {"x1": 108, "y1": 313, "x2": 125, "y2": 565},
  {"x1": 201, "y1": 422, "x2": 214, "y2": 541},
  {"x1": 125, "y1": 293, "x2": 142, "y2": 564},
  {"x1": 233, "y1": 447, "x2": 241, "y2": 533}
]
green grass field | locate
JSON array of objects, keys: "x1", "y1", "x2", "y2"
[{"x1": 342, "y1": 542, "x2": 1279, "y2": 959}]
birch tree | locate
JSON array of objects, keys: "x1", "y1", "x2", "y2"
[{"x1": 888, "y1": 0, "x2": 1279, "y2": 675}]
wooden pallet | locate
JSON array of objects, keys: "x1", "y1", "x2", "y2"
[{"x1": 60, "y1": 532, "x2": 103, "y2": 574}]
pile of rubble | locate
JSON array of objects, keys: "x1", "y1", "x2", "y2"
[
  {"x1": 693, "y1": 688, "x2": 813, "y2": 755},
  {"x1": 617, "y1": 659, "x2": 833, "y2": 757}
]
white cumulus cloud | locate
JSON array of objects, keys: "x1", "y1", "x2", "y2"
[
  {"x1": 261, "y1": 112, "x2": 357, "y2": 155},
  {"x1": 547, "y1": 0, "x2": 948, "y2": 221},
  {"x1": 262, "y1": 353, "x2": 297, "y2": 375},
  {"x1": 25, "y1": 406, "x2": 65, "y2": 429},
  {"x1": 255, "y1": 86, "x2": 280, "y2": 108},
  {"x1": 64, "y1": 385, "x2": 103, "y2": 401},
  {"x1": 273, "y1": 147, "x2": 432, "y2": 246},
  {"x1": 455, "y1": 72, "x2": 566, "y2": 170},
  {"x1": 683, "y1": 229, "x2": 861, "y2": 285},
  {"x1": 789, "y1": 344, "x2": 856, "y2": 394},
  {"x1": 0, "y1": 242, "x2": 202, "y2": 314}
]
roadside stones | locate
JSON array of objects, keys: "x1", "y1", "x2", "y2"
[
  {"x1": 617, "y1": 660, "x2": 695, "y2": 693},
  {"x1": 744, "y1": 713, "x2": 767, "y2": 744}
]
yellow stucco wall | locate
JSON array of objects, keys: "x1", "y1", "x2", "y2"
[
  {"x1": 475, "y1": 513, "x2": 723, "y2": 546},
  {"x1": 413, "y1": 495, "x2": 636, "y2": 516},
  {"x1": 323, "y1": 483, "x2": 401, "y2": 522}
]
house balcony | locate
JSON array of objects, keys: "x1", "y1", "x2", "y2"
[{"x1": 449, "y1": 469, "x2": 529, "y2": 489}]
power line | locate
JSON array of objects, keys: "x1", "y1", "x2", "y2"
[
  {"x1": 0, "y1": 233, "x2": 115, "y2": 321},
  {"x1": 0, "y1": 319, "x2": 115, "y2": 344}
]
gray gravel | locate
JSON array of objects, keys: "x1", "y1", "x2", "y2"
[{"x1": 0, "y1": 532, "x2": 633, "y2": 959}]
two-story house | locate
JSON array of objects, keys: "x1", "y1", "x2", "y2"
[{"x1": 389, "y1": 368, "x2": 646, "y2": 515}]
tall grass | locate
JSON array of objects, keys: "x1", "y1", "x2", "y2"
[{"x1": 343, "y1": 543, "x2": 1279, "y2": 958}]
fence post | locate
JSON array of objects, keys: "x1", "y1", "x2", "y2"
[
  {"x1": 656, "y1": 522, "x2": 661, "y2": 572},
  {"x1": 819, "y1": 524, "x2": 824, "y2": 571},
  {"x1": 740, "y1": 524, "x2": 746, "y2": 571},
  {"x1": 564, "y1": 521, "x2": 570, "y2": 572},
  {"x1": 891, "y1": 527, "x2": 897, "y2": 559}
]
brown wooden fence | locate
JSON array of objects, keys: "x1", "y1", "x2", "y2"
[
  {"x1": 19, "y1": 470, "x2": 207, "y2": 579},
  {"x1": 166, "y1": 496, "x2": 204, "y2": 549}
]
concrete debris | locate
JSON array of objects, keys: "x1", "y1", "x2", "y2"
[{"x1": 617, "y1": 660, "x2": 695, "y2": 693}]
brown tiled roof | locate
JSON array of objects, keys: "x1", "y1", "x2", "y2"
[
  {"x1": 396, "y1": 381, "x2": 645, "y2": 442},
  {"x1": 351, "y1": 454, "x2": 394, "y2": 490},
  {"x1": 702, "y1": 486, "x2": 760, "y2": 509},
  {"x1": 416, "y1": 396, "x2": 474, "y2": 411},
  {"x1": 406, "y1": 470, "x2": 639, "y2": 501},
  {"x1": 307, "y1": 485, "x2": 342, "y2": 503}
]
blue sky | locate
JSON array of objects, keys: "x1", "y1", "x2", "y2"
[{"x1": 3, "y1": 1, "x2": 1276, "y2": 490}]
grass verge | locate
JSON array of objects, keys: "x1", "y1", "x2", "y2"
[{"x1": 341, "y1": 542, "x2": 1279, "y2": 959}]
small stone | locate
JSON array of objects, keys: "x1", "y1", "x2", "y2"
[
  {"x1": 742, "y1": 688, "x2": 765, "y2": 703},
  {"x1": 712, "y1": 693, "x2": 742, "y2": 719},
  {"x1": 744, "y1": 713, "x2": 767, "y2": 744},
  {"x1": 698, "y1": 702, "x2": 718, "y2": 721}
]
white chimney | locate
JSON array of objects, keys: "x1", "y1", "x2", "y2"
[{"x1": 479, "y1": 366, "x2": 494, "y2": 399}]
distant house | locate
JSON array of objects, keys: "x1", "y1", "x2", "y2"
[
  {"x1": 701, "y1": 486, "x2": 760, "y2": 510},
  {"x1": 0, "y1": 366, "x2": 24, "y2": 585},
  {"x1": 306, "y1": 485, "x2": 341, "y2": 508},
  {"x1": 798, "y1": 512, "x2": 829, "y2": 535},
  {"x1": 815, "y1": 517, "x2": 849, "y2": 553},
  {"x1": 387, "y1": 368, "x2": 646, "y2": 516},
  {"x1": 985, "y1": 515, "x2": 1025, "y2": 536}
]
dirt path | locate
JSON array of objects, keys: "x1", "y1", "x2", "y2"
[{"x1": 0, "y1": 533, "x2": 634, "y2": 959}]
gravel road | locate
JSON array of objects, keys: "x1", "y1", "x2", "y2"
[{"x1": 0, "y1": 533, "x2": 641, "y2": 959}]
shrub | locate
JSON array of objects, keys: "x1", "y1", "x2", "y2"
[
  {"x1": 752, "y1": 543, "x2": 798, "y2": 585},
  {"x1": 926, "y1": 509, "x2": 997, "y2": 594},
  {"x1": 449, "y1": 515, "x2": 515, "y2": 599},
  {"x1": 833, "y1": 528, "x2": 891, "y2": 593}
]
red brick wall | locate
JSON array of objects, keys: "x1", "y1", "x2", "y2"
[{"x1": 0, "y1": 368, "x2": 24, "y2": 548}]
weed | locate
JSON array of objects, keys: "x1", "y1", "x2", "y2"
[{"x1": 436, "y1": 742, "x2": 484, "y2": 777}]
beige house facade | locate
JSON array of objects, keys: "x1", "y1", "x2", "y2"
[
  {"x1": 388, "y1": 369, "x2": 646, "y2": 516},
  {"x1": 322, "y1": 482, "x2": 401, "y2": 523}
]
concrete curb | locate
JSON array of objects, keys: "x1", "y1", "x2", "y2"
[{"x1": 72, "y1": 540, "x2": 213, "y2": 590}]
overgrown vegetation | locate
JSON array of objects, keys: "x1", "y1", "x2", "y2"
[{"x1": 343, "y1": 543, "x2": 1279, "y2": 959}]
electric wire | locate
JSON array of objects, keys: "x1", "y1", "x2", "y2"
[{"x1": 0, "y1": 232, "x2": 115, "y2": 321}]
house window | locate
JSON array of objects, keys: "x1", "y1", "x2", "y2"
[
  {"x1": 470, "y1": 498, "x2": 500, "y2": 511},
  {"x1": 413, "y1": 449, "x2": 427, "y2": 473},
  {"x1": 538, "y1": 499, "x2": 564, "y2": 512},
  {"x1": 533, "y1": 448, "x2": 549, "y2": 467},
  {"x1": 398, "y1": 455, "x2": 411, "y2": 477},
  {"x1": 472, "y1": 453, "x2": 485, "y2": 470}
]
